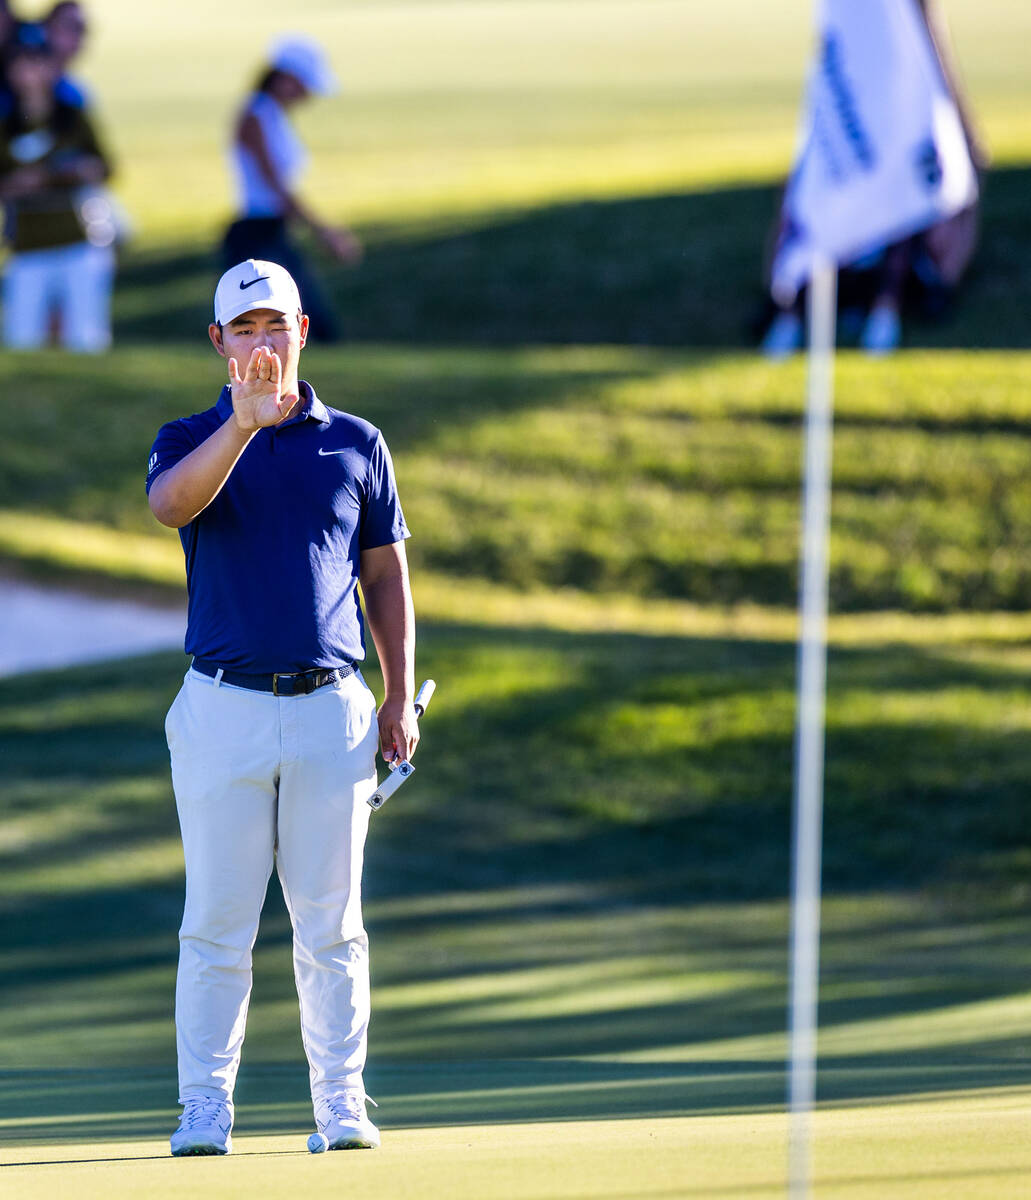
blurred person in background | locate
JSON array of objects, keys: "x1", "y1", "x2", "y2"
[
  {"x1": 0, "y1": 28, "x2": 114, "y2": 351},
  {"x1": 0, "y1": 1, "x2": 28, "y2": 95},
  {"x1": 0, "y1": 2, "x2": 17, "y2": 52},
  {"x1": 758, "y1": 0, "x2": 985, "y2": 359},
  {"x1": 43, "y1": 1, "x2": 89, "y2": 108},
  {"x1": 222, "y1": 36, "x2": 362, "y2": 343},
  {"x1": 1, "y1": 3, "x2": 88, "y2": 115}
]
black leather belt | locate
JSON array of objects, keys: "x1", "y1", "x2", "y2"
[{"x1": 192, "y1": 658, "x2": 354, "y2": 696}]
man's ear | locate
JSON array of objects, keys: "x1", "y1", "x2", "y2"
[
  {"x1": 298, "y1": 312, "x2": 310, "y2": 349},
  {"x1": 208, "y1": 322, "x2": 226, "y2": 357}
]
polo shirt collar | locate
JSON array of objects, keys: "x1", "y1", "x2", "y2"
[
  {"x1": 214, "y1": 380, "x2": 330, "y2": 427},
  {"x1": 303, "y1": 384, "x2": 331, "y2": 426}
]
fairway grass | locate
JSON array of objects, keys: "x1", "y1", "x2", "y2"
[
  {"x1": 6, "y1": 346, "x2": 1031, "y2": 610},
  {"x1": 4, "y1": 1098, "x2": 1031, "y2": 1200},
  {"x1": 48, "y1": 0, "x2": 1031, "y2": 241},
  {"x1": 5, "y1": 2, "x2": 1031, "y2": 1192}
]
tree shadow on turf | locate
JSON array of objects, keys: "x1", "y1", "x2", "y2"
[
  {"x1": 112, "y1": 165, "x2": 1031, "y2": 350},
  {"x1": 2, "y1": 631, "x2": 1031, "y2": 1143}
]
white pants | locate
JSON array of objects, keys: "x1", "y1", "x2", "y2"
[
  {"x1": 165, "y1": 667, "x2": 379, "y2": 1106},
  {"x1": 3, "y1": 241, "x2": 114, "y2": 352}
]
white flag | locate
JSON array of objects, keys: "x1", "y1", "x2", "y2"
[{"x1": 771, "y1": 0, "x2": 977, "y2": 305}]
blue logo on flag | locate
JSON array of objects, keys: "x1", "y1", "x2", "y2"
[{"x1": 914, "y1": 139, "x2": 943, "y2": 190}]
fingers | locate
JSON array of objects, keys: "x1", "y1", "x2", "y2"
[
  {"x1": 227, "y1": 357, "x2": 242, "y2": 387},
  {"x1": 404, "y1": 725, "x2": 420, "y2": 761},
  {"x1": 254, "y1": 347, "x2": 282, "y2": 393},
  {"x1": 242, "y1": 345, "x2": 282, "y2": 395},
  {"x1": 270, "y1": 352, "x2": 289, "y2": 411},
  {"x1": 379, "y1": 711, "x2": 420, "y2": 764},
  {"x1": 378, "y1": 711, "x2": 397, "y2": 763}
]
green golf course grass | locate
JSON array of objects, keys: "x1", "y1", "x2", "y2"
[
  {"x1": 4, "y1": 1100, "x2": 1031, "y2": 1200},
  {"x1": 3, "y1": 0, "x2": 1031, "y2": 1195},
  {"x1": 3, "y1": 622, "x2": 1031, "y2": 1197},
  {"x1": 6, "y1": 346, "x2": 1031, "y2": 612}
]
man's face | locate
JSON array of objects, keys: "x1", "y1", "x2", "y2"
[
  {"x1": 209, "y1": 307, "x2": 309, "y2": 386},
  {"x1": 277, "y1": 72, "x2": 310, "y2": 105},
  {"x1": 46, "y1": 5, "x2": 87, "y2": 62},
  {"x1": 8, "y1": 51, "x2": 58, "y2": 98}
]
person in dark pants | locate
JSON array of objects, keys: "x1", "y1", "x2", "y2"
[
  {"x1": 222, "y1": 37, "x2": 362, "y2": 343},
  {"x1": 757, "y1": 0, "x2": 984, "y2": 358}
]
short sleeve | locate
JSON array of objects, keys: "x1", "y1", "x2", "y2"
[
  {"x1": 56, "y1": 77, "x2": 90, "y2": 109},
  {"x1": 146, "y1": 420, "x2": 199, "y2": 493},
  {"x1": 359, "y1": 431, "x2": 410, "y2": 550}
]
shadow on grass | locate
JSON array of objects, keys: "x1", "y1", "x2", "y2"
[
  {"x1": 2, "y1": 627, "x2": 1031, "y2": 1143},
  {"x1": 113, "y1": 166, "x2": 1031, "y2": 350},
  {"x1": 5, "y1": 627, "x2": 1031, "y2": 899},
  {"x1": 3, "y1": 1042, "x2": 1030, "y2": 1147}
]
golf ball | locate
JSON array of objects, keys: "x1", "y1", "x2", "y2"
[{"x1": 307, "y1": 1131, "x2": 329, "y2": 1154}]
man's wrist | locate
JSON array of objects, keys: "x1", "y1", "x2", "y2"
[{"x1": 228, "y1": 409, "x2": 259, "y2": 436}]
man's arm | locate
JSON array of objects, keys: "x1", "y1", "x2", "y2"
[
  {"x1": 149, "y1": 344, "x2": 296, "y2": 528},
  {"x1": 149, "y1": 417, "x2": 255, "y2": 528},
  {"x1": 360, "y1": 540, "x2": 418, "y2": 764}
]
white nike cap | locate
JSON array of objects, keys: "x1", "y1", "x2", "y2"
[
  {"x1": 271, "y1": 36, "x2": 338, "y2": 96},
  {"x1": 214, "y1": 259, "x2": 302, "y2": 326}
]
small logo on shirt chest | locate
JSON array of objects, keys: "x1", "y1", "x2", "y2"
[{"x1": 317, "y1": 448, "x2": 349, "y2": 457}]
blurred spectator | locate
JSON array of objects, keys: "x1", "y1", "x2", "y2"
[
  {"x1": 758, "y1": 0, "x2": 985, "y2": 358},
  {"x1": 0, "y1": 2, "x2": 17, "y2": 50},
  {"x1": 43, "y1": 1, "x2": 89, "y2": 108},
  {"x1": 222, "y1": 36, "x2": 362, "y2": 343},
  {"x1": 0, "y1": 32, "x2": 114, "y2": 351},
  {"x1": 760, "y1": 214, "x2": 980, "y2": 358},
  {"x1": 1, "y1": 4, "x2": 88, "y2": 113},
  {"x1": 0, "y1": 2, "x2": 26, "y2": 105}
]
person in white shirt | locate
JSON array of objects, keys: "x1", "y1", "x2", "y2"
[{"x1": 222, "y1": 37, "x2": 361, "y2": 343}]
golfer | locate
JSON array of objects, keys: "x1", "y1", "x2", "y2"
[{"x1": 147, "y1": 258, "x2": 417, "y2": 1156}]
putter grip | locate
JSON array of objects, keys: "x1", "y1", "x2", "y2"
[{"x1": 414, "y1": 678, "x2": 436, "y2": 718}]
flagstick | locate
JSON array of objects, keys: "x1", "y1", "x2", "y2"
[{"x1": 788, "y1": 252, "x2": 837, "y2": 1200}]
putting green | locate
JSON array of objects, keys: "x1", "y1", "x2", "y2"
[{"x1": 4, "y1": 1094, "x2": 1031, "y2": 1200}]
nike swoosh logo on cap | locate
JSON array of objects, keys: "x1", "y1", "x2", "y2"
[{"x1": 239, "y1": 276, "x2": 271, "y2": 290}]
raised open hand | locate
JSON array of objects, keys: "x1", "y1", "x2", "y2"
[{"x1": 227, "y1": 345, "x2": 299, "y2": 431}]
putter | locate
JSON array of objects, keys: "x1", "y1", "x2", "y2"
[{"x1": 367, "y1": 679, "x2": 436, "y2": 810}]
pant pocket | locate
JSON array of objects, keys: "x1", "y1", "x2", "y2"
[{"x1": 164, "y1": 678, "x2": 189, "y2": 751}]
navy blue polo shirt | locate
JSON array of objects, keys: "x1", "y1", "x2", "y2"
[{"x1": 146, "y1": 382, "x2": 409, "y2": 673}]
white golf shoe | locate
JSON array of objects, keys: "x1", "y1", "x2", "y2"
[
  {"x1": 314, "y1": 1091, "x2": 380, "y2": 1150},
  {"x1": 860, "y1": 304, "x2": 902, "y2": 356},
  {"x1": 760, "y1": 311, "x2": 804, "y2": 360},
  {"x1": 170, "y1": 1096, "x2": 233, "y2": 1156}
]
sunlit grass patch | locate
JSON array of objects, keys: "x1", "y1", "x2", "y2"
[{"x1": 4, "y1": 346, "x2": 1031, "y2": 611}]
